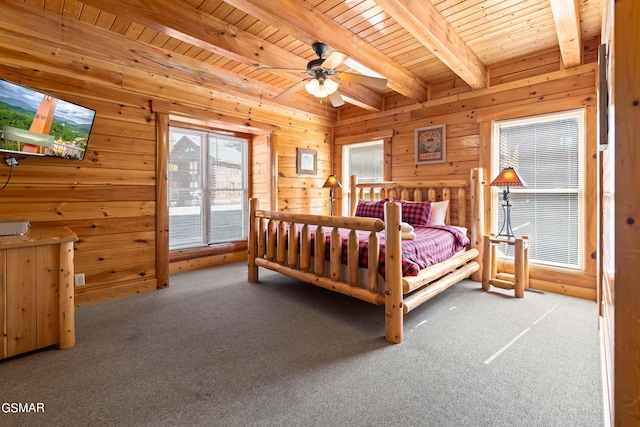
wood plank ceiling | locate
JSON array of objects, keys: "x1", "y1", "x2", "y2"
[{"x1": 39, "y1": 0, "x2": 601, "y2": 116}]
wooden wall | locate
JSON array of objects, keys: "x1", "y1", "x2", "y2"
[
  {"x1": 334, "y1": 39, "x2": 600, "y2": 300},
  {"x1": 600, "y1": 0, "x2": 615, "y2": 423},
  {"x1": 602, "y1": 0, "x2": 640, "y2": 424},
  {"x1": 0, "y1": 1, "x2": 332, "y2": 305}
]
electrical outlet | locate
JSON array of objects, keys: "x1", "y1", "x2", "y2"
[{"x1": 74, "y1": 273, "x2": 85, "y2": 287}]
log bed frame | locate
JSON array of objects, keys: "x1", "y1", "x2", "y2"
[{"x1": 248, "y1": 168, "x2": 485, "y2": 343}]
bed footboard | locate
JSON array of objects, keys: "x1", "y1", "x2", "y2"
[
  {"x1": 248, "y1": 199, "x2": 392, "y2": 304},
  {"x1": 248, "y1": 199, "x2": 406, "y2": 342}
]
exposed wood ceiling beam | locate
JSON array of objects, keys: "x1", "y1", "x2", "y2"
[
  {"x1": 374, "y1": 0, "x2": 487, "y2": 90},
  {"x1": 549, "y1": 0, "x2": 582, "y2": 67},
  {"x1": 224, "y1": 0, "x2": 429, "y2": 102},
  {"x1": 78, "y1": 0, "x2": 382, "y2": 111}
]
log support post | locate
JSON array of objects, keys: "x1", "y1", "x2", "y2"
[
  {"x1": 470, "y1": 167, "x2": 485, "y2": 282},
  {"x1": 248, "y1": 198, "x2": 259, "y2": 283},
  {"x1": 384, "y1": 201, "x2": 403, "y2": 344},
  {"x1": 59, "y1": 240, "x2": 75, "y2": 349}
]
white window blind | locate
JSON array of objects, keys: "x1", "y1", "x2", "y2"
[
  {"x1": 341, "y1": 140, "x2": 383, "y2": 215},
  {"x1": 493, "y1": 110, "x2": 584, "y2": 269}
]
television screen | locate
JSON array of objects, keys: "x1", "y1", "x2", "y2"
[{"x1": 0, "y1": 78, "x2": 96, "y2": 160}]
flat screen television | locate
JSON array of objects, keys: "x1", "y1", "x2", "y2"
[{"x1": 0, "y1": 78, "x2": 96, "y2": 160}]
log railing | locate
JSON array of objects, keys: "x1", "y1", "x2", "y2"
[{"x1": 248, "y1": 203, "x2": 392, "y2": 306}]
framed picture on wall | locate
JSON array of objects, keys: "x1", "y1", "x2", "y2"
[
  {"x1": 296, "y1": 148, "x2": 317, "y2": 175},
  {"x1": 415, "y1": 124, "x2": 446, "y2": 164}
]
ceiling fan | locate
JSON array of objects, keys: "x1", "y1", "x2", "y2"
[{"x1": 260, "y1": 42, "x2": 388, "y2": 107}]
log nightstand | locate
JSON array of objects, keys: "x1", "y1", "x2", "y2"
[{"x1": 482, "y1": 235, "x2": 529, "y2": 298}]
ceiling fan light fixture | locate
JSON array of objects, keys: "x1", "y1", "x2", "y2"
[
  {"x1": 314, "y1": 83, "x2": 328, "y2": 98},
  {"x1": 324, "y1": 78, "x2": 339, "y2": 95},
  {"x1": 307, "y1": 78, "x2": 338, "y2": 98},
  {"x1": 305, "y1": 79, "x2": 319, "y2": 95}
]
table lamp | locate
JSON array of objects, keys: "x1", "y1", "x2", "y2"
[
  {"x1": 323, "y1": 174, "x2": 342, "y2": 216},
  {"x1": 490, "y1": 167, "x2": 526, "y2": 238}
]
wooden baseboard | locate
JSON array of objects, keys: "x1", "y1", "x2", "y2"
[
  {"x1": 169, "y1": 251, "x2": 247, "y2": 275},
  {"x1": 528, "y1": 278, "x2": 596, "y2": 300},
  {"x1": 599, "y1": 317, "x2": 613, "y2": 427},
  {"x1": 74, "y1": 252, "x2": 247, "y2": 306},
  {"x1": 75, "y1": 278, "x2": 158, "y2": 306}
]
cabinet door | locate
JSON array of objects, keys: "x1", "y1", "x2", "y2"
[
  {"x1": 37, "y1": 244, "x2": 59, "y2": 348},
  {"x1": 6, "y1": 247, "x2": 37, "y2": 357}
]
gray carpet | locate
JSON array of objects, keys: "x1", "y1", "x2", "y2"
[{"x1": 0, "y1": 262, "x2": 603, "y2": 426}]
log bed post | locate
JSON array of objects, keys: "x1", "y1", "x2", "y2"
[
  {"x1": 384, "y1": 201, "x2": 403, "y2": 344},
  {"x1": 470, "y1": 167, "x2": 485, "y2": 282},
  {"x1": 248, "y1": 198, "x2": 259, "y2": 283},
  {"x1": 350, "y1": 175, "x2": 358, "y2": 216}
]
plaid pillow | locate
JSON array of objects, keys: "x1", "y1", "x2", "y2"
[
  {"x1": 395, "y1": 200, "x2": 432, "y2": 226},
  {"x1": 354, "y1": 198, "x2": 388, "y2": 220}
]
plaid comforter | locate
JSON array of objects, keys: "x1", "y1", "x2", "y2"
[{"x1": 309, "y1": 225, "x2": 470, "y2": 278}]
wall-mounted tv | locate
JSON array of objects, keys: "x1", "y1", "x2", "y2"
[{"x1": 0, "y1": 78, "x2": 96, "y2": 160}]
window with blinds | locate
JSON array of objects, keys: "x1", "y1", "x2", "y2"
[
  {"x1": 492, "y1": 110, "x2": 585, "y2": 270},
  {"x1": 341, "y1": 140, "x2": 383, "y2": 215}
]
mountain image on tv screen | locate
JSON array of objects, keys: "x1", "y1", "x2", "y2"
[{"x1": 0, "y1": 79, "x2": 96, "y2": 160}]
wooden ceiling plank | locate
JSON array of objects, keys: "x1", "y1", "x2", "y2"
[
  {"x1": 110, "y1": 16, "x2": 132, "y2": 35},
  {"x1": 94, "y1": 10, "x2": 116, "y2": 30},
  {"x1": 348, "y1": 10, "x2": 388, "y2": 35},
  {"x1": 455, "y1": 2, "x2": 550, "y2": 38},
  {"x1": 77, "y1": 3, "x2": 101, "y2": 25},
  {"x1": 61, "y1": 0, "x2": 83, "y2": 19},
  {"x1": 549, "y1": 0, "x2": 582, "y2": 67},
  {"x1": 137, "y1": 27, "x2": 160, "y2": 44},
  {"x1": 374, "y1": 0, "x2": 487, "y2": 90},
  {"x1": 124, "y1": 21, "x2": 146, "y2": 40},
  {"x1": 196, "y1": 0, "x2": 225, "y2": 15},
  {"x1": 224, "y1": 0, "x2": 428, "y2": 101},
  {"x1": 361, "y1": 19, "x2": 403, "y2": 44},
  {"x1": 44, "y1": 0, "x2": 64, "y2": 13},
  {"x1": 331, "y1": 1, "x2": 377, "y2": 25}
]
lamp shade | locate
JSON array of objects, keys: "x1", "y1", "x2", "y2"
[
  {"x1": 305, "y1": 79, "x2": 319, "y2": 95},
  {"x1": 314, "y1": 82, "x2": 328, "y2": 98},
  {"x1": 490, "y1": 167, "x2": 527, "y2": 187},
  {"x1": 323, "y1": 174, "x2": 342, "y2": 188},
  {"x1": 323, "y1": 78, "x2": 339, "y2": 95}
]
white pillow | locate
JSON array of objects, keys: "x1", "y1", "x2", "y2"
[
  {"x1": 400, "y1": 222, "x2": 414, "y2": 232},
  {"x1": 429, "y1": 200, "x2": 449, "y2": 225}
]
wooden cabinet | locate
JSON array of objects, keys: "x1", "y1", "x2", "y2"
[{"x1": 0, "y1": 225, "x2": 77, "y2": 359}]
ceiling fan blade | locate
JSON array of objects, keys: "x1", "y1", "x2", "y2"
[
  {"x1": 273, "y1": 79, "x2": 309, "y2": 101},
  {"x1": 328, "y1": 91, "x2": 345, "y2": 107},
  {"x1": 321, "y1": 51, "x2": 349, "y2": 70},
  {"x1": 336, "y1": 72, "x2": 388, "y2": 89}
]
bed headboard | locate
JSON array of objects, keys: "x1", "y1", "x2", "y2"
[
  {"x1": 349, "y1": 167, "x2": 485, "y2": 283},
  {"x1": 349, "y1": 176, "x2": 469, "y2": 227}
]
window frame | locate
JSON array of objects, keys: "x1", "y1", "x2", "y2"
[
  {"x1": 168, "y1": 126, "x2": 249, "y2": 250},
  {"x1": 341, "y1": 140, "x2": 384, "y2": 216},
  {"x1": 491, "y1": 109, "x2": 586, "y2": 271}
]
